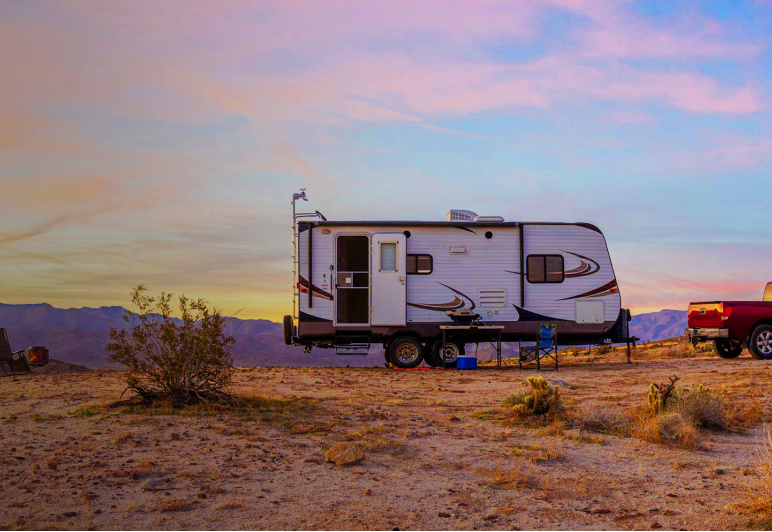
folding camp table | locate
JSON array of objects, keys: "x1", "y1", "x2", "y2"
[{"x1": 439, "y1": 325, "x2": 505, "y2": 368}]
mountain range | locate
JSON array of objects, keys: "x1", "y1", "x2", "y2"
[{"x1": 0, "y1": 303, "x2": 688, "y2": 369}]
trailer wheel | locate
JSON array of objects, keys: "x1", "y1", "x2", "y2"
[
  {"x1": 432, "y1": 339, "x2": 465, "y2": 368},
  {"x1": 388, "y1": 337, "x2": 424, "y2": 369},
  {"x1": 749, "y1": 325, "x2": 772, "y2": 360},
  {"x1": 713, "y1": 339, "x2": 742, "y2": 359},
  {"x1": 283, "y1": 315, "x2": 294, "y2": 346}
]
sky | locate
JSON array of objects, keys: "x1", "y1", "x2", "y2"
[{"x1": 2, "y1": 0, "x2": 772, "y2": 321}]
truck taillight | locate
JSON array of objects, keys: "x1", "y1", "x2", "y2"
[{"x1": 721, "y1": 305, "x2": 733, "y2": 320}]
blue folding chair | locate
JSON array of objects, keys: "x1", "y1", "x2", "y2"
[{"x1": 519, "y1": 323, "x2": 558, "y2": 371}]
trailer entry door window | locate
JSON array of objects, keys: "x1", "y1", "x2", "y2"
[
  {"x1": 527, "y1": 255, "x2": 564, "y2": 283},
  {"x1": 380, "y1": 242, "x2": 397, "y2": 271},
  {"x1": 407, "y1": 254, "x2": 433, "y2": 275}
]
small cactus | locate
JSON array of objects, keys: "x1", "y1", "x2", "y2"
[
  {"x1": 518, "y1": 376, "x2": 561, "y2": 416},
  {"x1": 648, "y1": 375, "x2": 679, "y2": 414}
]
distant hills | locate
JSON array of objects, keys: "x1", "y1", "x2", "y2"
[
  {"x1": 1, "y1": 303, "x2": 687, "y2": 369},
  {"x1": 629, "y1": 309, "x2": 687, "y2": 343},
  {"x1": 0, "y1": 303, "x2": 376, "y2": 369}
]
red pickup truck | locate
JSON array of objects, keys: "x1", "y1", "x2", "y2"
[{"x1": 686, "y1": 283, "x2": 772, "y2": 359}]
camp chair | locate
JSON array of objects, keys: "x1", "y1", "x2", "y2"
[
  {"x1": 519, "y1": 323, "x2": 558, "y2": 371},
  {"x1": 0, "y1": 329, "x2": 31, "y2": 376}
]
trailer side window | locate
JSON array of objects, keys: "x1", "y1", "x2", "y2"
[
  {"x1": 407, "y1": 254, "x2": 433, "y2": 275},
  {"x1": 527, "y1": 255, "x2": 564, "y2": 283}
]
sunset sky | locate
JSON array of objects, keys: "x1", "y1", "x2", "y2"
[{"x1": 2, "y1": 0, "x2": 772, "y2": 321}]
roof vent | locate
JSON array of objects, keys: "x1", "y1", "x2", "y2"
[
  {"x1": 446, "y1": 209, "x2": 478, "y2": 221},
  {"x1": 473, "y1": 215, "x2": 505, "y2": 222}
]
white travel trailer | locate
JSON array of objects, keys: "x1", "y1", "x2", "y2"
[{"x1": 284, "y1": 191, "x2": 631, "y2": 368}]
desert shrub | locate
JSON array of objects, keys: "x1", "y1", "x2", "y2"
[
  {"x1": 503, "y1": 376, "x2": 562, "y2": 417},
  {"x1": 576, "y1": 404, "x2": 630, "y2": 435},
  {"x1": 663, "y1": 342, "x2": 696, "y2": 359},
  {"x1": 106, "y1": 285, "x2": 235, "y2": 407},
  {"x1": 744, "y1": 423, "x2": 772, "y2": 519},
  {"x1": 596, "y1": 344, "x2": 612, "y2": 355},
  {"x1": 672, "y1": 385, "x2": 727, "y2": 430},
  {"x1": 695, "y1": 342, "x2": 714, "y2": 353},
  {"x1": 637, "y1": 411, "x2": 699, "y2": 450}
]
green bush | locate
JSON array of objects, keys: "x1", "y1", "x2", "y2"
[{"x1": 107, "y1": 285, "x2": 235, "y2": 407}]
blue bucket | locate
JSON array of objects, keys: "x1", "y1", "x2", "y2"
[{"x1": 456, "y1": 356, "x2": 477, "y2": 370}]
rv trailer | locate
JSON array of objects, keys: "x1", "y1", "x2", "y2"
[{"x1": 285, "y1": 191, "x2": 632, "y2": 368}]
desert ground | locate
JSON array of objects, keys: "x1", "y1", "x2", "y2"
[{"x1": 2, "y1": 344, "x2": 772, "y2": 531}]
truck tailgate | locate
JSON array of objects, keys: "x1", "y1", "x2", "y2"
[{"x1": 688, "y1": 302, "x2": 725, "y2": 328}]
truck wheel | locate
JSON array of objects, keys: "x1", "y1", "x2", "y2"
[
  {"x1": 713, "y1": 339, "x2": 742, "y2": 359},
  {"x1": 432, "y1": 339, "x2": 465, "y2": 368},
  {"x1": 389, "y1": 337, "x2": 424, "y2": 369},
  {"x1": 283, "y1": 315, "x2": 294, "y2": 345},
  {"x1": 749, "y1": 325, "x2": 772, "y2": 360}
]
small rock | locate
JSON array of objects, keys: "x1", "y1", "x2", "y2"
[
  {"x1": 448, "y1": 416, "x2": 461, "y2": 422},
  {"x1": 63, "y1": 512, "x2": 77, "y2": 518},
  {"x1": 325, "y1": 443, "x2": 365, "y2": 466},
  {"x1": 715, "y1": 469, "x2": 725, "y2": 475},
  {"x1": 364, "y1": 488, "x2": 372, "y2": 496},
  {"x1": 171, "y1": 433, "x2": 180, "y2": 441},
  {"x1": 438, "y1": 512, "x2": 451, "y2": 518},
  {"x1": 651, "y1": 522, "x2": 661, "y2": 529},
  {"x1": 93, "y1": 509, "x2": 102, "y2": 515}
]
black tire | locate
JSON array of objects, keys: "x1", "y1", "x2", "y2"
[
  {"x1": 283, "y1": 315, "x2": 294, "y2": 346},
  {"x1": 713, "y1": 339, "x2": 742, "y2": 359},
  {"x1": 431, "y1": 338, "x2": 465, "y2": 369},
  {"x1": 388, "y1": 337, "x2": 424, "y2": 369},
  {"x1": 749, "y1": 325, "x2": 772, "y2": 360}
]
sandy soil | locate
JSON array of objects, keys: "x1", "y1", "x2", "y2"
[{"x1": 1, "y1": 349, "x2": 771, "y2": 530}]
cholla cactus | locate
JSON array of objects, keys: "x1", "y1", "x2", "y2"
[
  {"x1": 522, "y1": 376, "x2": 561, "y2": 415},
  {"x1": 648, "y1": 375, "x2": 679, "y2": 414}
]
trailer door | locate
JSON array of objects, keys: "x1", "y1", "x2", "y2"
[{"x1": 371, "y1": 233, "x2": 407, "y2": 326}]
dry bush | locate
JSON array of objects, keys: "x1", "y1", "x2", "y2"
[
  {"x1": 636, "y1": 412, "x2": 699, "y2": 450},
  {"x1": 575, "y1": 404, "x2": 630, "y2": 436},
  {"x1": 672, "y1": 385, "x2": 727, "y2": 430},
  {"x1": 107, "y1": 285, "x2": 235, "y2": 407},
  {"x1": 743, "y1": 424, "x2": 772, "y2": 526},
  {"x1": 596, "y1": 344, "x2": 613, "y2": 355},
  {"x1": 662, "y1": 342, "x2": 696, "y2": 359},
  {"x1": 215, "y1": 497, "x2": 246, "y2": 511}
]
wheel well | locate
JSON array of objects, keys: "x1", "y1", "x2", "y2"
[
  {"x1": 751, "y1": 319, "x2": 772, "y2": 330},
  {"x1": 386, "y1": 332, "x2": 423, "y2": 345}
]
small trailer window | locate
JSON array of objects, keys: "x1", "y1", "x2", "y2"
[
  {"x1": 407, "y1": 254, "x2": 433, "y2": 275},
  {"x1": 380, "y1": 242, "x2": 397, "y2": 271},
  {"x1": 527, "y1": 255, "x2": 564, "y2": 283}
]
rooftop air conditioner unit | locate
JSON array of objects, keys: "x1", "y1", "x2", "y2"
[{"x1": 446, "y1": 209, "x2": 478, "y2": 222}]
